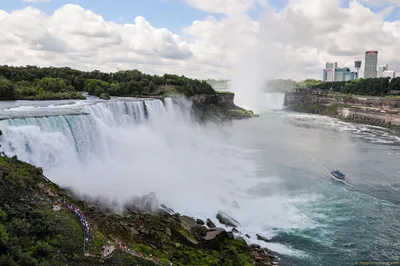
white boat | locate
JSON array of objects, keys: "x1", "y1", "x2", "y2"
[{"x1": 330, "y1": 170, "x2": 346, "y2": 182}]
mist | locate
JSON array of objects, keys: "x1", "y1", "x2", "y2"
[{"x1": 229, "y1": 8, "x2": 291, "y2": 113}]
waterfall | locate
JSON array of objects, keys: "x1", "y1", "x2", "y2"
[
  {"x1": 0, "y1": 99, "x2": 167, "y2": 169},
  {"x1": 265, "y1": 92, "x2": 285, "y2": 110}
]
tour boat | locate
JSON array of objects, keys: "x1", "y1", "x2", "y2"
[{"x1": 330, "y1": 170, "x2": 345, "y2": 182}]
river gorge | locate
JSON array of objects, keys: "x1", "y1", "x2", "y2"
[{"x1": 0, "y1": 94, "x2": 399, "y2": 265}]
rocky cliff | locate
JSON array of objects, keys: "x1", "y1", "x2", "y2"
[
  {"x1": 284, "y1": 92, "x2": 400, "y2": 127},
  {"x1": 174, "y1": 92, "x2": 255, "y2": 122}
]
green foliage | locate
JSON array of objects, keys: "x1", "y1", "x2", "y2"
[
  {"x1": 304, "y1": 77, "x2": 393, "y2": 96},
  {"x1": 0, "y1": 65, "x2": 216, "y2": 100},
  {"x1": 99, "y1": 92, "x2": 111, "y2": 100}
]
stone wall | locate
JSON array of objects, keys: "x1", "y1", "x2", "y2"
[
  {"x1": 285, "y1": 92, "x2": 400, "y2": 127},
  {"x1": 338, "y1": 107, "x2": 400, "y2": 126},
  {"x1": 284, "y1": 92, "x2": 400, "y2": 112}
]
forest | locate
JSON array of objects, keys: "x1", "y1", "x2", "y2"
[
  {"x1": 298, "y1": 77, "x2": 400, "y2": 96},
  {"x1": 0, "y1": 65, "x2": 215, "y2": 100},
  {"x1": 265, "y1": 77, "x2": 400, "y2": 96}
]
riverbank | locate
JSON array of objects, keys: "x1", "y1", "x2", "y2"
[
  {"x1": 284, "y1": 92, "x2": 400, "y2": 128},
  {"x1": 0, "y1": 154, "x2": 276, "y2": 265}
]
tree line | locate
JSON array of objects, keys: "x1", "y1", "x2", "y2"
[
  {"x1": 298, "y1": 77, "x2": 400, "y2": 96},
  {"x1": 265, "y1": 77, "x2": 400, "y2": 96},
  {"x1": 0, "y1": 65, "x2": 216, "y2": 100}
]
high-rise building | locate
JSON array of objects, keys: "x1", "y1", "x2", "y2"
[
  {"x1": 323, "y1": 62, "x2": 337, "y2": 82},
  {"x1": 364, "y1": 51, "x2": 378, "y2": 78}
]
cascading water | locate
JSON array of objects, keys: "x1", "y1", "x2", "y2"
[
  {"x1": 265, "y1": 92, "x2": 285, "y2": 110},
  {"x1": 0, "y1": 97, "x2": 315, "y2": 259}
]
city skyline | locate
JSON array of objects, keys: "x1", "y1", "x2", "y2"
[{"x1": 322, "y1": 50, "x2": 398, "y2": 82}]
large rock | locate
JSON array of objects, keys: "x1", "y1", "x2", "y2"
[
  {"x1": 196, "y1": 219, "x2": 205, "y2": 225},
  {"x1": 190, "y1": 225, "x2": 209, "y2": 241},
  {"x1": 202, "y1": 227, "x2": 228, "y2": 249},
  {"x1": 256, "y1": 234, "x2": 269, "y2": 242},
  {"x1": 216, "y1": 212, "x2": 240, "y2": 227},
  {"x1": 180, "y1": 216, "x2": 198, "y2": 231},
  {"x1": 172, "y1": 225, "x2": 199, "y2": 247},
  {"x1": 206, "y1": 218, "x2": 216, "y2": 229},
  {"x1": 124, "y1": 193, "x2": 159, "y2": 213}
]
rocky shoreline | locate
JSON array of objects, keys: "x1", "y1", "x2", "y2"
[
  {"x1": 0, "y1": 155, "x2": 280, "y2": 266},
  {"x1": 284, "y1": 92, "x2": 400, "y2": 129}
]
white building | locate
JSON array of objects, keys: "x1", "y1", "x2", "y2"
[
  {"x1": 323, "y1": 62, "x2": 337, "y2": 82},
  {"x1": 378, "y1": 64, "x2": 396, "y2": 79}
]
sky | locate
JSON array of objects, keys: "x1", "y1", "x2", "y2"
[{"x1": 1, "y1": 0, "x2": 400, "y2": 80}]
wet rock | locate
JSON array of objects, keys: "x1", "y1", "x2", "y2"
[
  {"x1": 180, "y1": 216, "x2": 198, "y2": 231},
  {"x1": 206, "y1": 218, "x2": 216, "y2": 229},
  {"x1": 256, "y1": 234, "x2": 269, "y2": 242},
  {"x1": 216, "y1": 212, "x2": 240, "y2": 227},
  {"x1": 202, "y1": 227, "x2": 228, "y2": 249},
  {"x1": 173, "y1": 226, "x2": 199, "y2": 247},
  {"x1": 245, "y1": 234, "x2": 251, "y2": 239},
  {"x1": 124, "y1": 193, "x2": 159, "y2": 213},
  {"x1": 196, "y1": 219, "x2": 205, "y2": 225},
  {"x1": 226, "y1": 231, "x2": 234, "y2": 240},
  {"x1": 231, "y1": 228, "x2": 239, "y2": 234},
  {"x1": 190, "y1": 225, "x2": 209, "y2": 241}
]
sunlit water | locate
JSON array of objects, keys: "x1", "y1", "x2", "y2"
[{"x1": 0, "y1": 97, "x2": 399, "y2": 266}]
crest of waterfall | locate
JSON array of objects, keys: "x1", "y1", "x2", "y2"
[{"x1": 0, "y1": 99, "x2": 171, "y2": 168}]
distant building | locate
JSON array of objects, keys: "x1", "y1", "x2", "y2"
[
  {"x1": 334, "y1": 67, "x2": 357, "y2": 82},
  {"x1": 364, "y1": 51, "x2": 378, "y2": 78},
  {"x1": 323, "y1": 62, "x2": 337, "y2": 82},
  {"x1": 378, "y1": 64, "x2": 396, "y2": 79}
]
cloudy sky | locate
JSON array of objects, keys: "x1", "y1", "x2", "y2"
[{"x1": 1, "y1": 0, "x2": 400, "y2": 80}]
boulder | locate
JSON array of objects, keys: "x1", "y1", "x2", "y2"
[
  {"x1": 172, "y1": 225, "x2": 199, "y2": 247},
  {"x1": 180, "y1": 216, "x2": 198, "y2": 231},
  {"x1": 190, "y1": 225, "x2": 209, "y2": 241},
  {"x1": 245, "y1": 234, "x2": 251, "y2": 239},
  {"x1": 196, "y1": 219, "x2": 205, "y2": 225},
  {"x1": 231, "y1": 228, "x2": 239, "y2": 234},
  {"x1": 216, "y1": 212, "x2": 240, "y2": 227},
  {"x1": 206, "y1": 218, "x2": 216, "y2": 229},
  {"x1": 202, "y1": 227, "x2": 228, "y2": 249},
  {"x1": 226, "y1": 231, "x2": 234, "y2": 240},
  {"x1": 256, "y1": 234, "x2": 269, "y2": 242}
]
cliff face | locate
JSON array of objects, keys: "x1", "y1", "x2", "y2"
[
  {"x1": 284, "y1": 92, "x2": 400, "y2": 127},
  {"x1": 285, "y1": 92, "x2": 400, "y2": 112},
  {"x1": 190, "y1": 93, "x2": 235, "y2": 105},
  {"x1": 180, "y1": 93, "x2": 255, "y2": 122}
]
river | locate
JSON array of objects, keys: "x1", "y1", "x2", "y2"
[{"x1": 0, "y1": 94, "x2": 399, "y2": 265}]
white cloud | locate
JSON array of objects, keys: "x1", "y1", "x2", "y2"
[
  {"x1": 1, "y1": 1, "x2": 400, "y2": 81},
  {"x1": 184, "y1": 0, "x2": 265, "y2": 15}
]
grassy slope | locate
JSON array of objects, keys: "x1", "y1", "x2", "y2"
[{"x1": 0, "y1": 155, "x2": 262, "y2": 266}]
